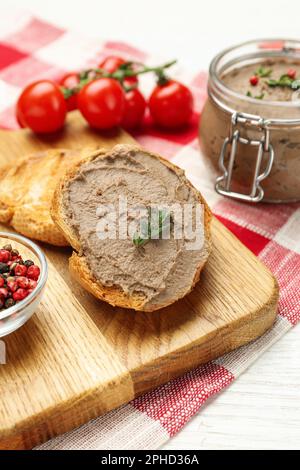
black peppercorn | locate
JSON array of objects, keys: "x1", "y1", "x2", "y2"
[
  {"x1": 24, "y1": 260, "x2": 34, "y2": 268},
  {"x1": 3, "y1": 244, "x2": 12, "y2": 252},
  {"x1": 0, "y1": 262, "x2": 9, "y2": 274},
  {"x1": 5, "y1": 298, "x2": 15, "y2": 309}
]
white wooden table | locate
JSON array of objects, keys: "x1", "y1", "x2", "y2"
[
  {"x1": 5, "y1": 0, "x2": 300, "y2": 450},
  {"x1": 163, "y1": 326, "x2": 300, "y2": 450}
]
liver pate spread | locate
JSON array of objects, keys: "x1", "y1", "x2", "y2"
[
  {"x1": 222, "y1": 60, "x2": 300, "y2": 102},
  {"x1": 63, "y1": 147, "x2": 207, "y2": 309},
  {"x1": 200, "y1": 60, "x2": 300, "y2": 202}
]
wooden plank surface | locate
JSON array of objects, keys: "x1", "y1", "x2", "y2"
[
  {"x1": 0, "y1": 111, "x2": 135, "y2": 160},
  {"x1": 0, "y1": 112, "x2": 279, "y2": 449}
]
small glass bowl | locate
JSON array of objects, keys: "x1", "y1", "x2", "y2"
[{"x1": 0, "y1": 232, "x2": 48, "y2": 338}]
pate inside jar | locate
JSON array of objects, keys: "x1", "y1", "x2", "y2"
[{"x1": 200, "y1": 39, "x2": 300, "y2": 203}]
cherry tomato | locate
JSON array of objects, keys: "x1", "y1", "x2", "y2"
[
  {"x1": 122, "y1": 88, "x2": 146, "y2": 129},
  {"x1": 16, "y1": 80, "x2": 67, "y2": 134},
  {"x1": 124, "y1": 76, "x2": 138, "y2": 86},
  {"x1": 99, "y1": 55, "x2": 138, "y2": 86},
  {"x1": 149, "y1": 80, "x2": 193, "y2": 129},
  {"x1": 59, "y1": 72, "x2": 80, "y2": 111},
  {"x1": 78, "y1": 78, "x2": 125, "y2": 129},
  {"x1": 16, "y1": 106, "x2": 26, "y2": 128},
  {"x1": 99, "y1": 56, "x2": 125, "y2": 74}
]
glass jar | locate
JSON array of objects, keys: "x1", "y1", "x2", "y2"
[{"x1": 200, "y1": 39, "x2": 300, "y2": 203}]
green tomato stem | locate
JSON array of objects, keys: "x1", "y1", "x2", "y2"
[{"x1": 61, "y1": 60, "x2": 177, "y2": 98}]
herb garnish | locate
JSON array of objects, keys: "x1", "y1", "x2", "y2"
[
  {"x1": 292, "y1": 80, "x2": 300, "y2": 90},
  {"x1": 255, "y1": 66, "x2": 272, "y2": 78},
  {"x1": 267, "y1": 74, "x2": 300, "y2": 90},
  {"x1": 246, "y1": 91, "x2": 265, "y2": 100},
  {"x1": 133, "y1": 208, "x2": 173, "y2": 247}
]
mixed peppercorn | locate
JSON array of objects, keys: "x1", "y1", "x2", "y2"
[{"x1": 0, "y1": 244, "x2": 40, "y2": 310}]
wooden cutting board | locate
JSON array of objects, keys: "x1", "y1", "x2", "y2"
[{"x1": 0, "y1": 112, "x2": 279, "y2": 449}]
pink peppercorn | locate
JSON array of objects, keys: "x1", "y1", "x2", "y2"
[
  {"x1": 7, "y1": 279, "x2": 18, "y2": 292},
  {"x1": 14, "y1": 264, "x2": 27, "y2": 277},
  {"x1": 13, "y1": 288, "x2": 29, "y2": 302},
  {"x1": 287, "y1": 69, "x2": 296, "y2": 79},
  {"x1": 27, "y1": 279, "x2": 37, "y2": 289},
  {"x1": 27, "y1": 265, "x2": 40, "y2": 281},
  {"x1": 0, "y1": 249, "x2": 11, "y2": 263},
  {"x1": 17, "y1": 276, "x2": 30, "y2": 289},
  {"x1": 0, "y1": 287, "x2": 9, "y2": 298},
  {"x1": 249, "y1": 75, "x2": 259, "y2": 86}
]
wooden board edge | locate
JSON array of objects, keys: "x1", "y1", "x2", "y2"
[
  {"x1": 131, "y1": 275, "x2": 279, "y2": 396},
  {"x1": 0, "y1": 367, "x2": 134, "y2": 450}
]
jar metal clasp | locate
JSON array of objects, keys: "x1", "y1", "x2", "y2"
[{"x1": 215, "y1": 112, "x2": 275, "y2": 202}]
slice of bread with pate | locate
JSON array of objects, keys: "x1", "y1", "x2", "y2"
[{"x1": 51, "y1": 144, "x2": 212, "y2": 311}]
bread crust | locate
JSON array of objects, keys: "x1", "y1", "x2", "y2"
[
  {"x1": 51, "y1": 144, "x2": 212, "y2": 311},
  {"x1": 0, "y1": 148, "x2": 94, "y2": 246}
]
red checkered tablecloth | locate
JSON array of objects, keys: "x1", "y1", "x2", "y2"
[{"x1": 0, "y1": 11, "x2": 299, "y2": 450}]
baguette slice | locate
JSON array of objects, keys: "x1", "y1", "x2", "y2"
[
  {"x1": 51, "y1": 144, "x2": 212, "y2": 311},
  {"x1": 0, "y1": 148, "x2": 94, "y2": 246}
]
